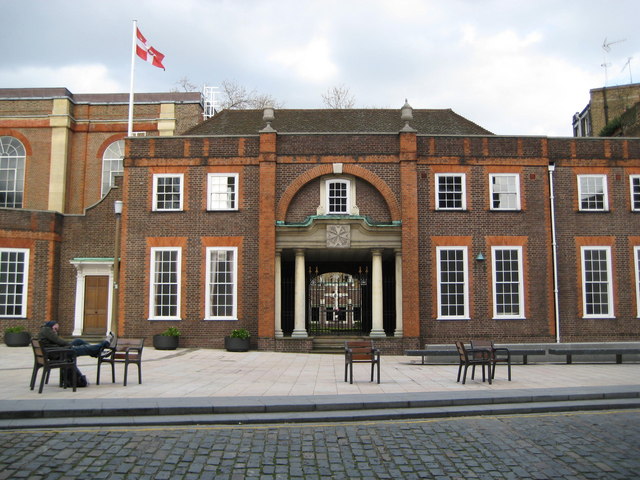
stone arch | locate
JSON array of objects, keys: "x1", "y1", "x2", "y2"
[
  {"x1": 276, "y1": 164, "x2": 401, "y2": 222},
  {"x1": 96, "y1": 134, "x2": 127, "y2": 159},
  {"x1": 0, "y1": 129, "x2": 32, "y2": 155}
]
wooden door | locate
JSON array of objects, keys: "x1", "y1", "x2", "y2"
[{"x1": 84, "y1": 276, "x2": 109, "y2": 334}]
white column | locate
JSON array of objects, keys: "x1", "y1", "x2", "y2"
[
  {"x1": 394, "y1": 250, "x2": 403, "y2": 337},
  {"x1": 369, "y1": 249, "x2": 386, "y2": 337},
  {"x1": 275, "y1": 250, "x2": 283, "y2": 338},
  {"x1": 72, "y1": 268, "x2": 85, "y2": 337},
  {"x1": 292, "y1": 249, "x2": 308, "y2": 337}
]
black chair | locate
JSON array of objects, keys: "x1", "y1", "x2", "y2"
[
  {"x1": 471, "y1": 339, "x2": 511, "y2": 381},
  {"x1": 454, "y1": 341, "x2": 492, "y2": 385},
  {"x1": 30, "y1": 339, "x2": 78, "y2": 393},
  {"x1": 97, "y1": 338, "x2": 144, "y2": 386},
  {"x1": 344, "y1": 340, "x2": 381, "y2": 384}
]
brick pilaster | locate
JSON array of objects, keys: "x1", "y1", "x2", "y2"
[
  {"x1": 258, "y1": 132, "x2": 277, "y2": 338},
  {"x1": 399, "y1": 131, "x2": 420, "y2": 337}
]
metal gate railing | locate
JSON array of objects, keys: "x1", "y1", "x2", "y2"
[{"x1": 307, "y1": 268, "x2": 368, "y2": 336}]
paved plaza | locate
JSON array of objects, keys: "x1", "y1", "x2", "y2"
[
  {"x1": 0, "y1": 344, "x2": 637, "y2": 400},
  {"x1": 0, "y1": 345, "x2": 639, "y2": 479}
]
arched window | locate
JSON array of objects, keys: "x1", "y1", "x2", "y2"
[
  {"x1": 0, "y1": 136, "x2": 26, "y2": 208},
  {"x1": 101, "y1": 140, "x2": 124, "y2": 197}
]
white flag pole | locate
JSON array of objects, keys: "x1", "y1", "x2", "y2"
[{"x1": 127, "y1": 20, "x2": 137, "y2": 137}]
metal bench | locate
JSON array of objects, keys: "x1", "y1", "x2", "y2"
[{"x1": 548, "y1": 347, "x2": 640, "y2": 364}]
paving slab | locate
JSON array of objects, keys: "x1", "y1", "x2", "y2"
[{"x1": 0, "y1": 344, "x2": 638, "y2": 427}]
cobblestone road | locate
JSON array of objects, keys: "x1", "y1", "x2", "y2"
[{"x1": 0, "y1": 410, "x2": 638, "y2": 479}]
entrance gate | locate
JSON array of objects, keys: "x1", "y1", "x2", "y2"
[{"x1": 307, "y1": 267, "x2": 369, "y2": 336}]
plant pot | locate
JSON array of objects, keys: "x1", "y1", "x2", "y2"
[
  {"x1": 4, "y1": 331, "x2": 31, "y2": 347},
  {"x1": 224, "y1": 336, "x2": 250, "y2": 352},
  {"x1": 153, "y1": 334, "x2": 179, "y2": 350}
]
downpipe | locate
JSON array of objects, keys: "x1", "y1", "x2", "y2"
[{"x1": 548, "y1": 164, "x2": 561, "y2": 343}]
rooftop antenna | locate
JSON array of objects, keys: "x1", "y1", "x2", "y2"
[
  {"x1": 601, "y1": 37, "x2": 626, "y2": 86},
  {"x1": 621, "y1": 57, "x2": 633, "y2": 84}
]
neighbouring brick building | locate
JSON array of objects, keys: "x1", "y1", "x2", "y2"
[
  {"x1": 2, "y1": 90, "x2": 640, "y2": 352},
  {"x1": 0, "y1": 87, "x2": 202, "y2": 336},
  {"x1": 573, "y1": 82, "x2": 640, "y2": 137}
]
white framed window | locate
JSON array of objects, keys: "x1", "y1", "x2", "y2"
[
  {"x1": 492, "y1": 246, "x2": 525, "y2": 319},
  {"x1": 207, "y1": 173, "x2": 238, "y2": 211},
  {"x1": 490, "y1": 174, "x2": 520, "y2": 210},
  {"x1": 326, "y1": 179, "x2": 350, "y2": 214},
  {"x1": 631, "y1": 175, "x2": 640, "y2": 212},
  {"x1": 635, "y1": 246, "x2": 640, "y2": 318},
  {"x1": 578, "y1": 175, "x2": 608, "y2": 211},
  {"x1": 0, "y1": 136, "x2": 26, "y2": 208},
  {"x1": 101, "y1": 140, "x2": 125, "y2": 197},
  {"x1": 149, "y1": 247, "x2": 181, "y2": 320},
  {"x1": 0, "y1": 248, "x2": 29, "y2": 318},
  {"x1": 436, "y1": 247, "x2": 469, "y2": 319},
  {"x1": 436, "y1": 174, "x2": 466, "y2": 210},
  {"x1": 581, "y1": 246, "x2": 614, "y2": 318},
  {"x1": 205, "y1": 247, "x2": 237, "y2": 320},
  {"x1": 153, "y1": 174, "x2": 183, "y2": 211}
]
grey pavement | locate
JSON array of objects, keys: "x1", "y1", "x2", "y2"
[{"x1": 0, "y1": 344, "x2": 639, "y2": 429}]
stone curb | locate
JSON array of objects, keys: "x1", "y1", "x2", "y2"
[{"x1": 0, "y1": 386, "x2": 638, "y2": 429}]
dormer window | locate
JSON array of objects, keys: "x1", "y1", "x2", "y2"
[
  {"x1": 317, "y1": 175, "x2": 359, "y2": 216},
  {"x1": 327, "y1": 179, "x2": 349, "y2": 214}
]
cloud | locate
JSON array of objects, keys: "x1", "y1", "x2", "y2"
[
  {"x1": 0, "y1": 64, "x2": 123, "y2": 93},
  {"x1": 412, "y1": 26, "x2": 602, "y2": 136},
  {"x1": 268, "y1": 37, "x2": 338, "y2": 83}
]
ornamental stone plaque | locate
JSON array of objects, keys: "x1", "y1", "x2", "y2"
[{"x1": 326, "y1": 224, "x2": 350, "y2": 248}]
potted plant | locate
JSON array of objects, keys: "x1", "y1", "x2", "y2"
[
  {"x1": 224, "y1": 328, "x2": 250, "y2": 352},
  {"x1": 153, "y1": 327, "x2": 181, "y2": 350},
  {"x1": 4, "y1": 326, "x2": 31, "y2": 347}
]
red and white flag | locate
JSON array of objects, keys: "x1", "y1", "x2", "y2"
[{"x1": 135, "y1": 28, "x2": 165, "y2": 70}]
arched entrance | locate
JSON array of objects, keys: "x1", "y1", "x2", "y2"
[
  {"x1": 308, "y1": 269, "x2": 368, "y2": 336},
  {"x1": 276, "y1": 217, "x2": 402, "y2": 338}
]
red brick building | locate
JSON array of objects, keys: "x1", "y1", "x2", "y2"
[
  {"x1": 0, "y1": 88, "x2": 201, "y2": 336},
  {"x1": 2, "y1": 91, "x2": 640, "y2": 352}
]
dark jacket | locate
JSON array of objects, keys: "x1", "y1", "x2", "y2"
[{"x1": 38, "y1": 326, "x2": 70, "y2": 349}]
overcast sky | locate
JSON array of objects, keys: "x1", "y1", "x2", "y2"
[{"x1": 2, "y1": 0, "x2": 638, "y2": 136}]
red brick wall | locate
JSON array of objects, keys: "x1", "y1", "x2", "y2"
[
  {"x1": 551, "y1": 161, "x2": 640, "y2": 341},
  {"x1": 119, "y1": 134, "x2": 640, "y2": 348},
  {"x1": 0, "y1": 96, "x2": 204, "y2": 214},
  {"x1": 119, "y1": 156, "x2": 261, "y2": 348},
  {"x1": 0, "y1": 209, "x2": 62, "y2": 336}
]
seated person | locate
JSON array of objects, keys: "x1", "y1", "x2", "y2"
[{"x1": 38, "y1": 320, "x2": 113, "y2": 357}]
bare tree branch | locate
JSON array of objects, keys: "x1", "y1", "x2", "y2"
[
  {"x1": 218, "y1": 80, "x2": 284, "y2": 110},
  {"x1": 171, "y1": 76, "x2": 198, "y2": 92},
  {"x1": 172, "y1": 78, "x2": 284, "y2": 109},
  {"x1": 321, "y1": 84, "x2": 356, "y2": 109}
]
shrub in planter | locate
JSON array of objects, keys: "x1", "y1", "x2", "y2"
[
  {"x1": 4, "y1": 326, "x2": 32, "y2": 347},
  {"x1": 224, "y1": 328, "x2": 250, "y2": 352},
  {"x1": 153, "y1": 327, "x2": 181, "y2": 350}
]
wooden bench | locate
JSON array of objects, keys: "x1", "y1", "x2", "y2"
[
  {"x1": 345, "y1": 340, "x2": 380, "y2": 384},
  {"x1": 548, "y1": 347, "x2": 640, "y2": 364},
  {"x1": 30, "y1": 339, "x2": 78, "y2": 393},
  {"x1": 97, "y1": 338, "x2": 144, "y2": 386},
  {"x1": 406, "y1": 346, "x2": 546, "y2": 365}
]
